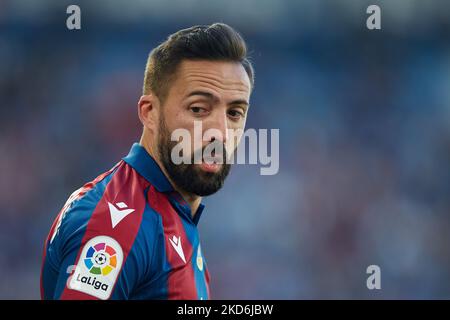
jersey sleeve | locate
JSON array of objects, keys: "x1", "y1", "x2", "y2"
[
  {"x1": 41, "y1": 162, "x2": 153, "y2": 300},
  {"x1": 52, "y1": 227, "x2": 139, "y2": 300},
  {"x1": 57, "y1": 207, "x2": 149, "y2": 299}
]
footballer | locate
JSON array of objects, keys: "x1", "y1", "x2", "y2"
[{"x1": 40, "y1": 23, "x2": 254, "y2": 300}]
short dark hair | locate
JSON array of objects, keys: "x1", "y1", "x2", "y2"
[{"x1": 143, "y1": 23, "x2": 254, "y2": 102}]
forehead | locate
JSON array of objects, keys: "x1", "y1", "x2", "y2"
[{"x1": 171, "y1": 60, "x2": 251, "y2": 99}]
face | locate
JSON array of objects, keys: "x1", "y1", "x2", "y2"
[{"x1": 156, "y1": 60, "x2": 251, "y2": 196}]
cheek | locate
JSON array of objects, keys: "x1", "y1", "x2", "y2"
[
  {"x1": 226, "y1": 130, "x2": 243, "y2": 155},
  {"x1": 227, "y1": 115, "x2": 247, "y2": 131},
  {"x1": 164, "y1": 110, "x2": 199, "y2": 148},
  {"x1": 163, "y1": 107, "x2": 188, "y2": 132}
]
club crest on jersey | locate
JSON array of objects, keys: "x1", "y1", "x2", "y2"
[
  {"x1": 196, "y1": 246, "x2": 203, "y2": 271},
  {"x1": 68, "y1": 235, "x2": 123, "y2": 300}
]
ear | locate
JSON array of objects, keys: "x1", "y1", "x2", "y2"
[{"x1": 138, "y1": 94, "x2": 159, "y2": 133}]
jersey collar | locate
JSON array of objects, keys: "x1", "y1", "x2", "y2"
[
  {"x1": 122, "y1": 143, "x2": 205, "y2": 225},
  {"x1": 122, "y1": 143, "x2": 173, "y2": 192}
]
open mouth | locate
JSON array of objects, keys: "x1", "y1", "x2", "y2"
[{"x1": 199, "y1": 161, "x2": 221, "y2": 173}]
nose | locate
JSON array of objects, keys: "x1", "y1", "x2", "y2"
[{"x1": 203, "y1": 109, "x2": 229, "y2": 144}]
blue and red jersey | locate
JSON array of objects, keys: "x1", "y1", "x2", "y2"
[{"x1": 40, "y1": 143, "x2": 211, "y2": 300}]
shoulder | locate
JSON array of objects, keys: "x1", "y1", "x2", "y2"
[
  {"x1": 56, "y1": 161, "x2": 154, "y2": 249},
  {"x1": 50, "y1": 161, "x2": 165, "y2": 299},
  {"x1": 49, "y1": 162, "x2": 119, "y2": 247}
]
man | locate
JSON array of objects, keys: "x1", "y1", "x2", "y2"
[{"x1": 40, "y1": 23, "x2": 254, "y2": 300}]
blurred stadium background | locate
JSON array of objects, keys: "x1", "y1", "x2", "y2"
[{"x1": 0, "y1": 0, "x2": 449, "y2": 299}]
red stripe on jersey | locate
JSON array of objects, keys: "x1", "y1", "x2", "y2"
[
  {"x1": 40, "y1": 161, "x2": 121, "y2": 299},
  {"x1": 147, "y1": 186, "x2": 198, "y2": 299},
  {"x1": 205, "y1": 266, "x2": 211, "y2": 299},
  {"x1": 60, "y1": 162, "x2": 148, "y2": 299}
]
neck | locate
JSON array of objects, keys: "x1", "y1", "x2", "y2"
[
  {"x1": 139, "y1": 135, "x2": 202, "y2": 217},
  {"x1": 177, "y1": 191, "x2": 202, "y2": 217}
]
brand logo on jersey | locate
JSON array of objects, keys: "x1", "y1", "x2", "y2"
[
  {"x1": 108, "y1": 201, "x2": 135, "y2": 228},
  {"x1": 169, "y1": 235, "x2": 186, "y2": 264},
  {"x1": 68, "y1": 236, "x2": 123, "y2": 300}
]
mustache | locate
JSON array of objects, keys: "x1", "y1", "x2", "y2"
[{"x1": 191, "y1": 140, "x2": 227, "y2": 164}]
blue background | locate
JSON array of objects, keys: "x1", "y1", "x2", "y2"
[{"x1": 0, "y1": 0, "x2": 449, "y2": 299}]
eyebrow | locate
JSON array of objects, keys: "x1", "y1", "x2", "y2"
[{"x1": 187, "y1": 90, "x2": 249, "y2": 107}]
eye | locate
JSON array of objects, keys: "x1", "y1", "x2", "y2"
[
  {"x1": 190, "y1": 106, "x2": 208, "y2": 115},
  {"x1": 227, "y1": 109, "x2": 244, "y2": 120}
]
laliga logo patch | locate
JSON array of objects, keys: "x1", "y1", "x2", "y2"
[
  {"x1": 84, "y1": 242, "x2": 117, "y2": 275},
  {"x1": 69, "y1": 236, "x2": 123, "y2": 300}
]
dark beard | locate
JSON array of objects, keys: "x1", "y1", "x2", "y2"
[{"x1": 157, "y1": 114, "x2": 231, "y2": 197}]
